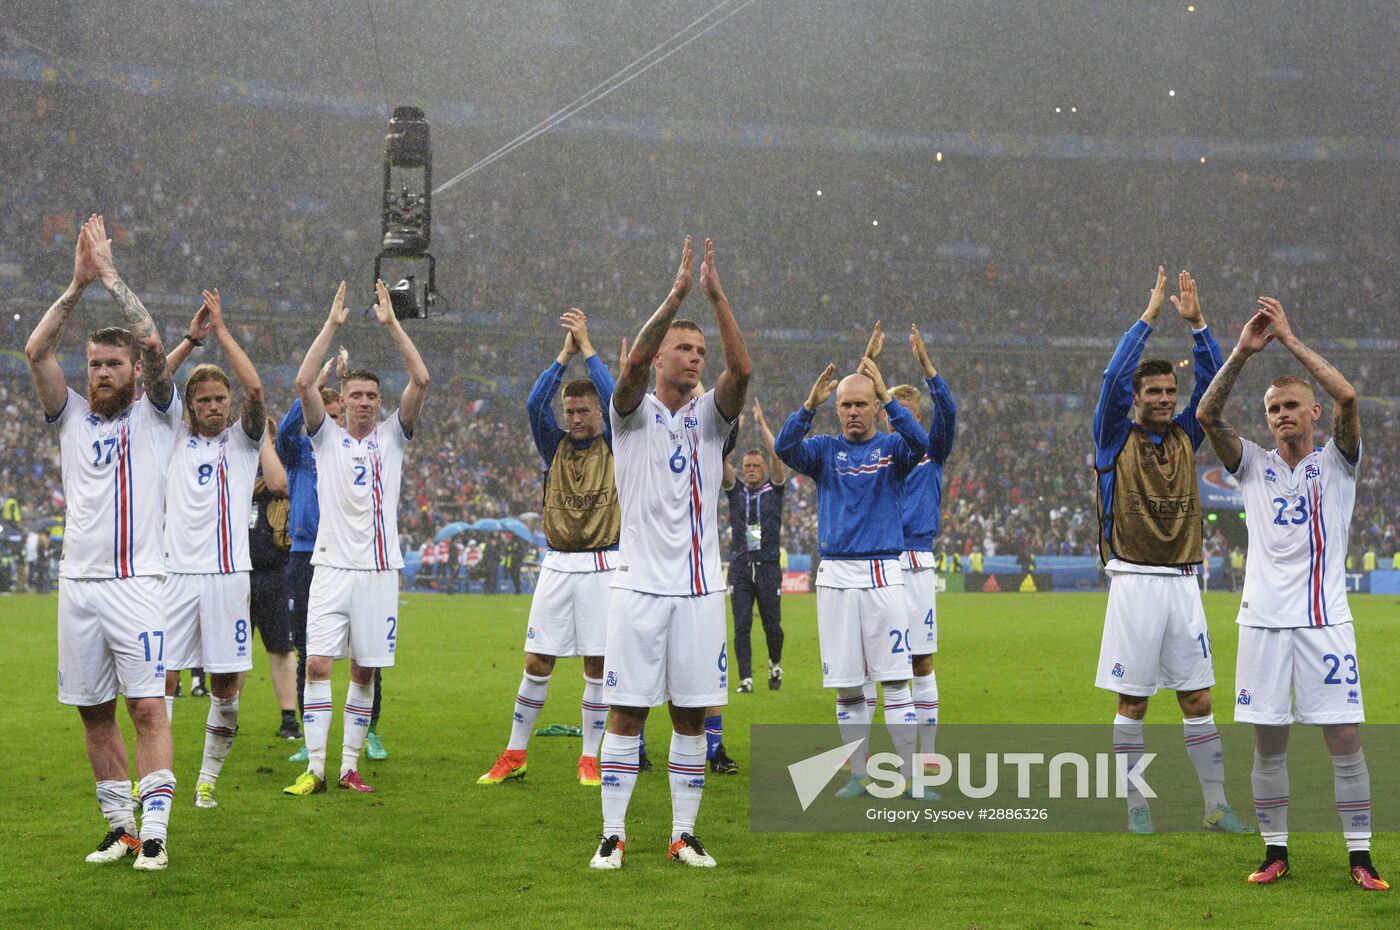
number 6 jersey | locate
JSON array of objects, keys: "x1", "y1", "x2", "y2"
[
  {"x1": 163, "y1": 420, "x2": 261, "y2": 574},
  {"x1": 1232, "y1": 437, "x2": 1358, "y2": 629},
  {"x1": 307, "y1": 410, "x2": 410, "y2": 571}
]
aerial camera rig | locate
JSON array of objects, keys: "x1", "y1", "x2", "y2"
[{"x1": 373, "y1": 106, "x2": 437, "y2": 319}]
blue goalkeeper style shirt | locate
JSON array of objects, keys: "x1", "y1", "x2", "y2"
[
  {"x1": 276, "y1": 398, "x2": 321, "y2": 554},
  {"x1": 1092, "y1": 319, "x2": 1222, "y2": 561},
  {"x1": 526, "y1": 354, "x2": 617, "y2": 464},
  {"x1": 776, "y1": 399, "x2": 928, "y2": 558},
  {"x1": 901, "y1": 375, "x2": 957, "y2": 551}
]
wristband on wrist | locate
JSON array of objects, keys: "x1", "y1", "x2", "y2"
[{"x1": 182, "y1": 334, "x2": 204, "y2": 347}]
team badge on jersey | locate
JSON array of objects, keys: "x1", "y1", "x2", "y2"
[
  {"x1": 1305, "y1": 463, "x2": 1320, "y2": 479},
  {"x1": 683, "y1": 415, "x2": 698, "y2": 429}
]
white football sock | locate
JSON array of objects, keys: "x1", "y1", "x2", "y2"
[
  {"x1": 668, "y1": 731, "x2": 707, "y2": 842},
  {"x1": 506, "y1": 673, "x2": 550, "y2": 752},
  {"x1": 198, "y1": 694, "x2": 240, "y2": 785},
  {"x1": 302, "y1": 679, "x2": 333, "y2": 780}
]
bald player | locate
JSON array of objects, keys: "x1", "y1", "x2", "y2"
[{"x1": 775, "y1": 355, "x2": 929, "y2": 798}]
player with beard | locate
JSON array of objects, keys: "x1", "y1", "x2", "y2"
[
  {"x1": 157, "y1": 288, "x2": 265, "y2": 810},
  {"x1": 26, "y1": 215, "x2": 181, "y2": 870}
]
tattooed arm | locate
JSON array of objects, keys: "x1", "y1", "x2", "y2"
[
  {"x1": 1197, "y1": 309, "x2": 1274, "y2": 472},
  {"x1": 26, "y1": 215, "x2": 106, "y2": 417},
  {"x1": 613, "y1": 235, "x2": 693, "y2": 417},
  {"x1": 88, "y1": 216, "x2": 173, "y2": 409},
  {"x1": 1255, "y1": 297, "x2": 1360, "y2": 462}
]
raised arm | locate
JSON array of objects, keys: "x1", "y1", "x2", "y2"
[
  {"x1": 1169, "y1": 271, "x2": 1224, "y2": 448},
  {"x1": 615, "y1": 237, "x2": 692, "y2": 416},
  {"x1": 259, "y1": 420, "x2": 289, "y2": 495},
  {"x1": 26, "y1": 215, "x2": 100, "y2": 417},
  {"x1": 1093, "y1": 266, "x2": 1165, "y2": 459},
  {"x1": 294, "y1": 280, "x2": 349, "y2": 435},
  {"x1": 1256, "y1": 297, "x2": 1360, "y2": 461},
  {"x1": 701, "y1": 239, "x2": 752, "y2": 421},
  {"x1": 527, "y1": 329, "x2": 571, "y2": 462},
  {"x1": 863, "y1": 356, "x2": 928, "y2": 470},
  {"x1": 1196, "y1": 309, "x2": 1273, "y2": 472},
  {"x1": 910, "y1": 324, "x2": 956, "y2": 463},
  {"x1": 89, "y1": 215, "x2": 173, "y2": 409},
  {"x1": 165, "y1": 300, "x2": 214, "y2": 379},
  {"x1": 862, "y1": 320, "x2": 885, "y2": 362},
  {"x1": 751, "y1": 399, "x2": 786, "y2": 484},
  {"x1": 202, "y1": 289, "x2": 265, "y2": 442},
  {"x1": 373, "y1": 278, "x2": 429, "y2": 435},
  {"x1": 775, "y1": 364, "x2": 838, "y2": 477}
]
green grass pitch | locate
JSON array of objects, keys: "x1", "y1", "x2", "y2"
[{"x1": 2, "y1": 591, "x2": 1396, "y2": 928}]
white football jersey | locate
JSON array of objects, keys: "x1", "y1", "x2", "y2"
[
  {"x1": 308, "y1": 410, "x2": 410, "y2": 571},
  {"x1": 163, "y1": 420, "x2": 261, "y2": 574},
  {"x1": 51, "y1": 387, "x2": 182, "y2": 579},
  {"x1": 1233, "y1": 437, "x2": 1357, "y2": 629},
  {"x1": 610, "y1": 390, "x2": 732, "y2": 596}
]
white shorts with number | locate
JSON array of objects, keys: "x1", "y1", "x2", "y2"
[
  {"x1": 602, "y1": 589, "x2": 726, "y2": 708},
  {"x1": 900, "y1": 553, "x2": 938, "y2": 654},
  {"x1": 1095, "y1": 571, "x2": 1214, "y2": 697},
  {"x1": 525, "y1": 568, "x2": 612, "y2": 657},
  {"x1": 1234, "y1": 623, "x2": 1365, "y2": 725},
  {"x1": 816, "y1": 585, "x2": 913, "y2": 688},
  {"x1": 164, "y1": 572, "x2": 253, "y2": 674},
  {"x1": 306, "y1": 566, "x2": 400, "y2": 667},
  {"x1": 58, "y1": 576, "x2": 166, "y2": 705}
]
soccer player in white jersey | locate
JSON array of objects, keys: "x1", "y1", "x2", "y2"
[
  {"x1": 1197, "y1": 297, "x2": 1387, "y2": 891},
  {"x1": 26, "y1": 215, "x2": 180, "y2": 870},
  {"x1": 589, "y1": 237, "x2": 751, "y2": 870},
  {"x1": 283, "y1": 279, "x2": 429, "y2": 797},
  {"x1": 157, "y1": 288, "x2": 265, "y2": 810}
]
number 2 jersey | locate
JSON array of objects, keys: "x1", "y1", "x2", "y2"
[
  {"x1": 307, "y1": 409, "x2": 410, "y2": 571},
  {"x1": 51, "y1": 386, "x2": 182, "y2": 580},
  {"x1": 1232, "y1": 437, "x2": 1358, "y2": 629},
  {"x1": 610, "y1": 389, "x2": 732, "y2": 596},
  {"x1": 163, "y1": 420, "x2": 261, "y2": 574}
]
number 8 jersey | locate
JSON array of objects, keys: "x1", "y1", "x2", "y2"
[
  {"x1": 163, "y1": 420, "x2": 261, "y2": 574},
  {"x1": 1232, "y1": 437, "x2": 1358, "y2": 629},
  {"x1": 308, "y1": 410, "x2": 410, "y2": 571}
]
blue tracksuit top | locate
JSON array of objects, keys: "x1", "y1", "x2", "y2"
[
  {"x1": 902, "y1": 374, "x2": 957, "y2": 551},
  {"x1": 276, "y1": 397, "x2": 320, "y2": 553},
  {"x1": 776, "y1": 399, "x2": 928, "y2": 558},
  {"x1": 526, "y1": 355, "x2": 616, "y2": 465},
  {"x1": 1092, "y1": 319, "x2": 1222, "y2": 560}
]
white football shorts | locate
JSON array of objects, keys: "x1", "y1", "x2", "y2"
[
  {"x1": 164, "y1": 571, "x2": 254, "y2": 674},
  {"x1": 58, "y1": 576, "x2": 166, "y2": 705},
  {"x1": 305, "y1": 566, "x2": 400, "y2": 667},
  {"x1": 524, "y1": 567, "x2": 612, "y2": 657},
  {"x1": 1095, "y1": 571, "x2": 1214, "y2": 697},
  {"x1": 816, "y1": 585, "x2": 913, "y2": 688},
  {"x1": 1234, "y1": 622, "x2": 1365, "y2": 726},
  {"x1": 900, "y1": 552, "x2": 938, "y2": 655},
  {"x1": 602, "y1": 589, "x2": 727, "y2": 708}
]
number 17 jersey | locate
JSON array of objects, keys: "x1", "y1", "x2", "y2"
[
  {"x1": 308, "y1": 410, "x2": 410, "y2": 571},
  {"x1": 1232, "y1": 437, "x2": 1357, "y2": 629}
]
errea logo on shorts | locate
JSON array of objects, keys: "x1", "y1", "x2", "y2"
[{"x1": 1236, "y1": 689, "x2": 1252, "y2": 706}]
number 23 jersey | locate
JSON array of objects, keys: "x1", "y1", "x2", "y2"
[
  {"x1": 610, "y1": 390, "x2": 732, "y2": 596},
  {"x1": 308, "y1": 410, "x2": 410, "y2": 571},
  {"x1": 163, "y1": 421, "x2": 261, "y2": 574},
  {"x1": 1232, "y1": 437, "x2": 1357, "y2": 629}
]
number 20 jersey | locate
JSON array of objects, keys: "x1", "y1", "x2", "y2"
[
  {"x1": 163, "y1": 420, "x2": 260, "y2": 574},
  {"x1": 307, "y1": 410, "x2": 410, "y2": 571},
  {"x1": 1232, "y1": 437, "x2": 1357, "y2": 629},
  {"x1": 52, "y1": 387, "x2": 182, "y2": 580},
  {"x1": 610, "y1": 390, "x2": 731, "y2": 596}
]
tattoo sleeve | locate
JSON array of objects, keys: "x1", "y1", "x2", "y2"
[
  {"x1": 107, "y1": 277, "x2": 173, "y2": 407},
  {"x1": 1197, "y1": 352, "x2": 1246, "y2": 468}
]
